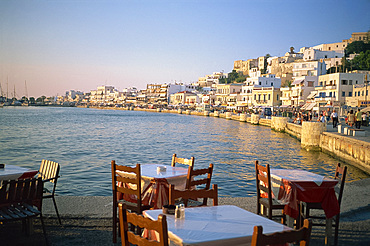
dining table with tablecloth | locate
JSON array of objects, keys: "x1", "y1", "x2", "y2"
[
  {"x1": 270, "y1": 168, "x2": 339, "y2": 225},
  {"x1": 0, "y1": 164, "x2": 38, "y2": 181},
  {"x1": 116, "y1": 164, "x2": 188, "y2": 209}
]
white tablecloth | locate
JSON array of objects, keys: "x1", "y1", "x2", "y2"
[
  {"x1": 144, "y1": 205, "x2": 290, "y2": 246},
  {"x1": 0, "y1": 165, "x2": 34, "y2": 181},
  {"x1": 117, "y1": 164, "x2": 188, "y2": 208}
]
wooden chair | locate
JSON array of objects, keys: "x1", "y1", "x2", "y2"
[
  {"x1": 111, "y1": 161, "x2": 151, "y2": 243},
  {"x1": 185, "y1": 164, "x2": 214, "y2": 205},
  {"x1": 171, "y1": 154, "x2": 195, "y2": 168},
  {"x1": 37, "y1": 159, "x2": 61, "y2": 225},
  {"x1": 251, "y1": 219, "x2": 312, "y2": 246},
  {"x1": 119, "y1": 203, "x2": 169, "y2": 246},
  {"x1": 255, "y1": 160, "x2": 285, "y2": 222},
  {"x1": 186, "y1": 163, "x2": 213, "y2": 190},
  {"x1": 169, "y1": 184, "x2": 218, "y2": 207},
  {"x1": 0, "y1": 177, "x2": 48, "y2": 245},
  {"x1": 300, "y1": 163, "x2": 347, "y2": 246}
]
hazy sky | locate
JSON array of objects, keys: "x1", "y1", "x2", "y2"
[{"x1": 1, "y1": 0, "x2": 369, "y2": 98}]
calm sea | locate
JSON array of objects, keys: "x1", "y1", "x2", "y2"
[{"x1": 0, "y1": 106, "x2": 368, "y2": 197}]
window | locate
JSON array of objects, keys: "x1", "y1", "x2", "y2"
[
  {"x1": 259, "y1": 82, "x2": 261, "y2": 85},
  {"x1": 329, "y1": 92, "x2": 332, "y2": 97},
  {"x1": 341, "y1": 80, "x2": 348, "y2": 85},
  {"x1": 277, "y1": 95, "x2": 279, "y2": 100},
  {"x1": 271, "y1": 83, "x2": 273, "y2": 86},
  {"x1": 349, "y1": 80, "x2": 352, "y2": 85},
  {"x1": 362, "y1": 91, "x2": 364, "y2": 96},
  {"x1": 254, "y1": 95, "x2": 256, "y2": 100},
  {"x1": 320, "y1": 81, "x2": 323, "y2": 86},
  {"x1": 355, "y1": 92, "x2": 357, "y2": 96},
  {"x1": 268, "y1": 94, "x2": 271, "y2": 100},
  {"x1": 342, "y1": 91, "x2": 345, "y2": 97},
  {"x1": 307, "y1": 81, "x2": 314, "y2": 87},
  {"x1": 349, "y1": 92, "x2": 352, "y2": 97}
]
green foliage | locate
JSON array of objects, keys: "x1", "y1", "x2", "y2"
[
  {"x1": 219, "y1": 70, "x2": 246, "y2": 84},
  {"x1": 36, "y1": 96, "x2": 46, "y2": 103},
  {"x1": 350, "y1": 50, "x2": 370, "y2": 70},
  {"x1": 345, "y1": 41, "x2": 370, "y2": 56}
]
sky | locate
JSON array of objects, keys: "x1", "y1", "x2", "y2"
[{"x1": 0, "y1": 0, "x2": 369, "y2": 98}]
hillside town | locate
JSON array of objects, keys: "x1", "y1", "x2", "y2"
[{"x1": 1, "y1": 32, "x2": 369, "y2": 118}]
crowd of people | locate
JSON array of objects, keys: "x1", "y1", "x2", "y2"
[
  {"x1": 346, "y1": 109, "x2": 369, "y2": 129},
  {"x1": 291, "y1": 108, "x2": 369, "y2": 128}
]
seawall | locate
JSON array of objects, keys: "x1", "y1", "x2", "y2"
[{"x1": 82, "y1": 106, "x2": 370, "y2": 173}]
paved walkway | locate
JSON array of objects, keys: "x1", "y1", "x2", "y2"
[
  {"x1": 1, "y1": 178, "x2": 369, "y2": 245},
  {"x1": 325, "y1": 123, "x2": 370, "y2": 143}
]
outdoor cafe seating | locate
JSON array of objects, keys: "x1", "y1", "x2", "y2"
[
  {"x1": 37, "y1": 159, "x2": 61, "y2": 225},
  {"x1": 300, "y1": 163, "x2": 347, "y2": 246},
  {"x1": 251, "y1": 218, "x2": 312, "y2": 246},
  {"x1": 255, "y1": 160, "x2": 286, "y2": 222},
  {"x1": 119, "y1": 203, "x2": 169, "y2": 246}
]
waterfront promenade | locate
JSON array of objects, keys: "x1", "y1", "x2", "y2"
[{"x1": 1, "y1": 178, "x2": 369, "y2": 245}]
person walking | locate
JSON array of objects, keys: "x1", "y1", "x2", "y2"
[
  {"x1": 362, "y1": 111, "x2": 367, "y2": 126},
  {"x1": 355, "y1": 109, "x2": 362, "y2": 129},
  {"x1": 331, "y1": 110, "x2": 338, "y2": 128},
  {"x1": 347, "y1": 110, "x2": 355, "y2": 127}
]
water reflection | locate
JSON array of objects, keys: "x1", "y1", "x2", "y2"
[{"x1": 0, "y1": 107, "x2": 368, "y2": 197}]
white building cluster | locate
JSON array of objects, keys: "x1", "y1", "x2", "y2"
[{"x1": 60, "y1": 32, "x2": 369, "y2": 112}]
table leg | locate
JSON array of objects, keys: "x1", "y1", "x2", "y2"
[{"x1": 325, "y1": 218, "x2": 333, "y2": 245}]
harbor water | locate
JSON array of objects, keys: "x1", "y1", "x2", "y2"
[{"x1": 0, "y1": 106, "x2": 368, "y2": 197}]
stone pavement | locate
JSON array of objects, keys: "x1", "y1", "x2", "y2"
[{"x1": 325, "y1": 123, "x2": 370, "y2": 143}]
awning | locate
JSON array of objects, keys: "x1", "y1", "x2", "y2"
[
  {"x1": 280, "y1": 105, "x2": 289, "y2": 108},
  {"x1": 292, "y1": 79, "x2": 304, "y2": 85},
  {"x1": 307, "y1": 91, "x2": 318, "y2": 99},
  {"x1": 306, "y1": 102, "x2": 316, "y2": 110}
]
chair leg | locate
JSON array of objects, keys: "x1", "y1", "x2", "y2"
[
  {"x1": 113, "y1": 203, "x2": 117, "y2": 243},
  {"x1": 40, "y1": 214, "x2": 49, "y2": 246},
  {"x1": 334, "y1": 215, "x2": 340, "y2": 246},
  {"x1": 52, "y1": 196, "x2": 62, "y2": 225}
]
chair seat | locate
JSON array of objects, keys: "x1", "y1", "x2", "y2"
[{"x1": 260, "y1": 198, "x2": 285, "y2": 209}]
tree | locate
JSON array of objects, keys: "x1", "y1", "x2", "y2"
[
  {"x1": 29, "y1": 97, "x2": 35, "y2": 104},
  {"x1": 36, "y1": 96, "x2": 46, "y2": 103},
  {"x1": 350, "y1": 50, "x2": 370, "y2": 70},
  {"x1": 345, "y1": 41, "x2": 370, "y2": 56}
]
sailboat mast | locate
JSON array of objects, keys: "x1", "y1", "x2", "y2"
[{"x1": 25, "y1": 80, "x2": 28, "y2": 98}]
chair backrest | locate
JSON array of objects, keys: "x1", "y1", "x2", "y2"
[
  {"x1": 169, "y1": 184, "x2": 218, "y2": 207},
  {"x1": 186, "y1": 163, "x2": 213, "y2": 190},
  {"x1": 111, "y1": 161, "x2": 143, "y2": 213},
  {"x1": 171, "y1": 154, "x2": 195, "y2": 168},
  {"x1": 334, "y1": 163, "x2": 347, "y2": 207},
  {"x1": 251, "y1": 219, "x2": 312, "y2": 246},
  {"x1": 119, "y1": 203, "x2": 169, "y2": 246},
  {"x1": 38, "y1": 159, "x2": 60, "y2": 184},
  {"x1": 255, "y1": 161, "x2": 273, "y2": 207},
  {"x1": 0, "y1": 177, "x2": 44, "y2": 210}
]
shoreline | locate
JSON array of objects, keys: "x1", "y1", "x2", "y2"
[{"x1": 83, "y1": 105, "x2": 370, "y2": 174}]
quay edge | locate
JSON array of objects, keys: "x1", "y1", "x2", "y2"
[{"x1": 80, "y1": 106, "x2": 370, "y2": 173}]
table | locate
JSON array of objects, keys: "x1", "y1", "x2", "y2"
[
  {"x1": 0, "y1": 164, "x2": 38, "y2": 181},
  {"x1": 270, "y1": 169, "x2": 339, "y2": 221},
  {"x1": 144, "y1": 205, "x2": 291, "y2": 246},
  {"x1": 117, "y1": 164, "x2": 188, "y2": 209}
]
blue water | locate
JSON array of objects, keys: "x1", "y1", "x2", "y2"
[{"x1": 0, "y1": 107, "x2": 368, "y2": 197}]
